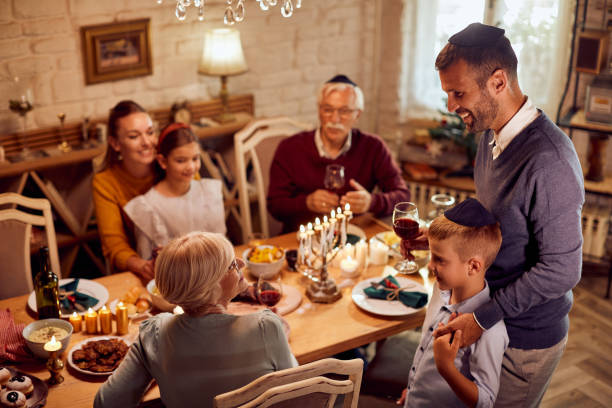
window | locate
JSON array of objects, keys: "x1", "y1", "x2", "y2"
[{"x1": 401, "y1": 0, "x2": 573, "y2": 120}]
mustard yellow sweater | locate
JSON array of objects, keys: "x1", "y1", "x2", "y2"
[{"x1": 92, "y1": 165, "x2": 154, "y2": 271}]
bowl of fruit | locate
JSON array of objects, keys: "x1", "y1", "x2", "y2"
[{"x1": 243, "y1": 245, "x2": 285, "y2": 279}]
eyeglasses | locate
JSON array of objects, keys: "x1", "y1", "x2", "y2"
[
  {"x1": 229, "y1": 259, "x2": 244, "y2": 274},
  {"x1": 320, "y1": 105, "x2": 357, "y2": 118}
]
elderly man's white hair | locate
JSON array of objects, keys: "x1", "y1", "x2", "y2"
[{"x1": 317, "y1": 82, "x2": 364, "y2": 112}]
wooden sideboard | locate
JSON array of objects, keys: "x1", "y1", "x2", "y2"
[{"x1": 0, "y1": 94, "x2": 254, "y2": 277}]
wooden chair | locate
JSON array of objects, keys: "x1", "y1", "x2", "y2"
[
  {"x1": 0, "y1": 193, "x2": 61, "y2": 299},
  {"x1": 214, "y1": 358, "x2": 363, "y2": 408},
  {"x1": 234, "y1": 117, "x2": 313, "y2": 242}
]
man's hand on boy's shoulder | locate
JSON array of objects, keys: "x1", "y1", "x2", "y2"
[{"x1": 433, "y1": 313, "x2": 483, "y2": 348}]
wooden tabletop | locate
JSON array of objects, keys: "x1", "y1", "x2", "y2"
[{"x1": 0, "y1": 215, "x2": 430, "y2": 408}]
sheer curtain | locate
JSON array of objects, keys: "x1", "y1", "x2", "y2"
[{"x1": 400, "y1": 0, "x2": 574, "y2": 119}]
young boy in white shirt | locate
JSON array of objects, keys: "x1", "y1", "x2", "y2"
[{"x1": 400, "y1": 198, "x2": 508, "y2": 408}]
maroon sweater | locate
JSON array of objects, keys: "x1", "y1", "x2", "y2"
[{"x1": 267, "y1": 129, "x2": 410, "y2": 232}]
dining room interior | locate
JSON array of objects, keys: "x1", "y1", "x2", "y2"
[{"x1": 1, "y1": 0, "x2": 612, "y2": 407}]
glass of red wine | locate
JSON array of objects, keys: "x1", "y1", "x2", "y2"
[
  {"x1": 393, "y1": 202, "x2": 420, "y2": 274},
  {"x1": 324, "y1": 164, "x2": 345, "y2": 195},
  {"x1": 255, "y1": 276, "x2": 283, "y2": 308}
]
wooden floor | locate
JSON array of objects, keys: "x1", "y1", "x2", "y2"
[{"x1": 358, "y1": 268, "x2": 612, "y2": 408}]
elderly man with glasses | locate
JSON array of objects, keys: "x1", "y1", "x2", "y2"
[{"x1": 267, "y1": 74, "x2": 410, "y2": 233}]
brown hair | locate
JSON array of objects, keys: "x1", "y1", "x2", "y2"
[
  {"x1": 100, "y1": 100, "x2": 147, "y2": 171},
  {"x1": 428, "y1": 215, "x2": 502, "y2": 270},
  {"x1": 435, "y1": 36, "x2": 518, "y2": 87},
  {"x1": 155, "y1": 232, "x2": 234, "y2": 314},
  {"x1": 154, "y1": 124, "x2": 199, "y2": 183}
]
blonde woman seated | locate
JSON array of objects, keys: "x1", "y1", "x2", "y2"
[{"x1": 94, "y1": 232, "x2": 297, "y2": 408}]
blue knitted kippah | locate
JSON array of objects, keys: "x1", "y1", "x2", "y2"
[
  {"x1": 327, "y1": 74, "x2": 357, "y2": 87},
  {"x1": 449, "y1": 23, "x2": 505, "y2": 47},
  {"x1": 444, "y1": 198, "x2": 497, "y2": 227}
]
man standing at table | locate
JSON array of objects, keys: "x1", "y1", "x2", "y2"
[
  {"x1": 267, "y1": 74, "x2": 409, "y2": 233},
  {"x1": 425, "y1": 23, "x2": 584, "y2": 408}
]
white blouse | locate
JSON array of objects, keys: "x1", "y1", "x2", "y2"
[{"x1": 124, "y1": 179, "x2": 226, "y2": 259}]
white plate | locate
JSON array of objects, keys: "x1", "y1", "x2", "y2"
[
  {"x1": 228, "y1": 283, "x2": 302, "y2": 316},
  {"x1": 109, "y1": 298, "x2": 152, "y2": 319},
  {"x1": 67, "y1": 336, "x2": 131, "y2": 377},
  {"x1": 351, "y1": 277, "x2": 428, "y2": 316},
  {"x1": 27, "y1": 278, "x2": 109, "y2": 318}
]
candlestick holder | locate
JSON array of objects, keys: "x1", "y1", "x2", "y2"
[
  {"x1": 46, "y1": 350, "x2": 64, "y2": 385},
  {"x1": 297, "y1": 205, "x2": 353, "y2": 303},
  {"x1": 57, "y1": 112, "x2": 72, "y2": 153}
]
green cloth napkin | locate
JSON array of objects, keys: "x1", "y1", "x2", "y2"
[
  {"x1": 363, "y1": 275, "x2": 428, "y2": 309},
  {"x1": 59, "y1": 279, "x2": 98, "y2": 313}
]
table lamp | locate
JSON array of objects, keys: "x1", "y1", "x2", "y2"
[{"x1": 198, "y1": 28, "x2": 248, "y2": 123}]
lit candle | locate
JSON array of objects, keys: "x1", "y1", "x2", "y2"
[
  {"x1": 85, "y1": 307, "x2": 97, "y2": 334},
  {"x1": 116, "y1": 301, "x2": 129, "y2": 335},
  {"x1": 99, "y1": 305, "x2": 112, "y2": 334},
  {"x1": 336, "y1": 206, "x2": 346, "y2": 246},
  {"x1": 43, "y1": 335, "x2": 62, "y2": 352},
  {"x1": 344, "y1": 202, "x2": 352, "y2": 218},
  {"x1": 340, "y1": 255, "x2": 359, "y2": 277},
  {"x1": 355, "y1": 240, "x2": 367, "y2": 268},
  {"x1": 69, "y1": 311, "x2": 81, "y2": 333}
]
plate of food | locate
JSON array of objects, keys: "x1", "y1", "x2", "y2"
[
  {"x1": 108, "y1": 285, "x2": 152, "y2": 318},
  {"x1": 0, "y1": 368, "x2": 47, "y2": 408},
  {"x1": 351, "y1": 277, "x2": 428, "y2": 316},
  {"x1": 27, "y1": 279, "x2": 109, "y2": 318},
  {"x1": 67, "y1": 336, "x2": 130, "y2": 376}
]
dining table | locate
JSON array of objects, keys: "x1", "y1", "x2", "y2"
[{"x1": 0, "y1": 215, "x2": 432, "y2": 408}]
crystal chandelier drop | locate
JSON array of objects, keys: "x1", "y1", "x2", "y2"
[{"x1": 158, "y1": 0, "x2": 303, "y2": 24}]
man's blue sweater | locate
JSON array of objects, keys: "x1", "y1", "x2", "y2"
[{"x1": 473, "y1": 112, "x2": 584, "y2": 349}]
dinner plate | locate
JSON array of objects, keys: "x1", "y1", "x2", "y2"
[
  {"x1": 3, "y1": 368, "x2": 48, "y2": 408},
  {"x1": 351, "y1": 277, "x2": 428, "y2": 316},
  {"x1": 27, "y1": 279, "x2": 109, "y2": 318},
  {"x1": 228, "y1": 283, "x2": 302, "y2": 316},
  {"x1": 109, "y1": 298, "x2": 152, "y2": 319},
  {"x1": 67, "y1": 336, "x2": 131, "y2": 377}
]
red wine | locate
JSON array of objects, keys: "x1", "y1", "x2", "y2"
[
  {"x1": 259, "y1": 290, "x2": 281, "y2": 306},
  {"x1": 393, "y1": 218, "x2": 419, "y2": 240}
]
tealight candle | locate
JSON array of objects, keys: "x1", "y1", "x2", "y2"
[
  {"x1": 43, "y1": 335, "x2": 62, "y2": 352},
  {"x1": 340, "y1": 255, "x2": 359, "y2": 277},
  {"x1": 69, "y1": 311, "x2": 81, "y2": 333},
  {"x1": 99, "y1": 305, "x2": 112, "y2": 334},
  {"x1": 85, "y1": 307, "x2": 98, "y2": 334},
  {"x1": 116, "y1": 301, "x2": 129, "y2": 335}
]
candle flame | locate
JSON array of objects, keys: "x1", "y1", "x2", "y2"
[
  {"x1": 337, "y1": 206, "x2": 342, "y2": 213},
  {"x1": 117, "y1": 301, "x2": 124, "y2": 307},
  {"x1": 87, "y1": 307, "x2": 94, "y2": 313},
  {"x1": 331, "y1": 209, "x2": 335, "y2": 218},
  {"x1": 101, "y1": 305, "x2": 108, "y2": 311},
  {"x1": 345, "y1": 203, "x2": 350, "y2": 211},
  {"x1": 72, "y1": 311, "x2": 79, "y2": 318},
  {"x1": 323, "y1": 215, "x2": 328, "y2": 223},
  {"x1": 347, "y1": 255, "x2": 353, "y2": 261},
  {"x1": 307, "y1": 222, "x2": 313, "y2": 230},
  {"x1": 315, "y1": 217, "x2": 321, "y2": 225},
  {"x1": 300, "y1": 225, "x2": 305, "y2": 232},
  {"x1": 47, "y1": 335, "x2": 58, "y2": 346}
]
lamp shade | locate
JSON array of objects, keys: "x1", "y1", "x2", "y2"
[{"x1": 198, "y1": 28, "x2": 248, "y2": 76}]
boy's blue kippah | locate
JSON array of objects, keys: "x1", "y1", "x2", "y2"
[
  {"x1": 444, "y1": 198, "x2": 497, "y2": 227},
  {"x1": 449, "y1": 23, "x2": 505, "y2": 47},
  {"x1": 327, "y1": 74, "x2": 357, "y2": 87}
]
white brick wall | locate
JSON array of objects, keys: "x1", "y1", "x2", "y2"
[{"x1": 0, "y1": 0, "x2": 379, "y2": 135}]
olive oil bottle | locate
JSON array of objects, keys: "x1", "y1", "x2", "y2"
[{"x1": 34, "y1": 246, "x2": 60, "y2": 319}]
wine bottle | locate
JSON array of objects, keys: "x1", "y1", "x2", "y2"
[{"x1": 34, "y1": 246, "x2": 60, "y2": 319}]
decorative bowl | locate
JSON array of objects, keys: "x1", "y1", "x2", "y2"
[
  {"x1": 22, "y1": 318, "x2": 73, "y2": 359},
  {"x1": 146, "y1": 279, "x2": 176, "y2": 312},
  {"x1": 243, "y1": 245, "x2": 285, "y2": 279}
]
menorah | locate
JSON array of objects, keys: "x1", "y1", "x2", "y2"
[{"x1": 297, "y1": 204, "x2": 353, "y2": 303}]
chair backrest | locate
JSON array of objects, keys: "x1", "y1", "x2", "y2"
[
  {"x1": 234, "y1": 117, "x2": 313, "y2": 242},
  {"x1": 0, "y1": 193, "x2": 61, "y2": 299},
  {"x1": 214, "y1": 358, "x2": 363, "y2": 408}
]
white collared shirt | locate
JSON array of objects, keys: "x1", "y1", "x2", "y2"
[
  {"x1": 489, "y1": 97, "x2": 539, "y2": 160},
  {"x1": 314, "y1": 127, "x2": 352, "y2": 159}
]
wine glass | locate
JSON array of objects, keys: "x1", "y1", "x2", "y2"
[
  {"x1": 393, "y1": 202, "x2": 420, "y2": 274},
  {"x1": 324, "y1": 164, "x2": 345, "y2": 195},
  {"x1": 255, "y1": 275, "x2": 283, "y2": 308},
  {"x1": 426, "y1": 194, "x2": 455, "y2": 226}
]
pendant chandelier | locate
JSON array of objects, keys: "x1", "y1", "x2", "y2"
[{"x1": 157, "y1": 0, "x2": 303, "y2": 25}]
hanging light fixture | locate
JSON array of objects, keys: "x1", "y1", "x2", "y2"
[{"x1": 158, "y1": 0, "x2": 302, "y2": 24}]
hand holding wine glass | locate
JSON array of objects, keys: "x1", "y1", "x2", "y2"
[{"x1": 393, "y1": 202, "x2": 420, "y2": 274}]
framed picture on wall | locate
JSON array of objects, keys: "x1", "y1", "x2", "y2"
[{"x1": 80, "y1": 19, "x2": 152, "y2": 85}]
